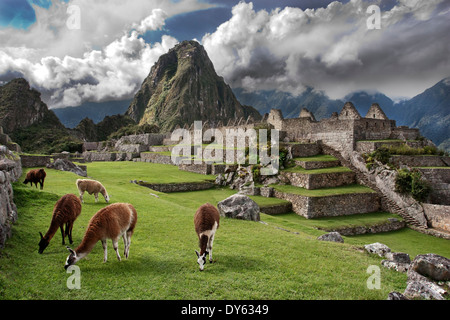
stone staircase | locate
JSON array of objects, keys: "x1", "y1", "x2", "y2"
[{"x1": 319, "y1": 144, "x2": 426, "y2": 229}]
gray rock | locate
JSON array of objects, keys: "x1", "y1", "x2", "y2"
[
  {"x1": 364, "y1": 242, "x2": 391, "y2": 257},
  {"x1": 403, "y1": 280, "x2": 445, "y2": 300},
  {"x1": 387, "y1": 291, "x2": 408, "y2": 300},
  {"x1": 317, "y1": 232, "x2": 344, "y2": 243},
  {"x1": 217, "y1": 194, "x2": 260, "y2": 222},
  {"x1": 410, "y1": 253, "x2": 450, "y2": 281},
  {"x1": 385, "y1": 252, "x2": 411, "y2": 264},
  {"x1": 47, "y1": 159, "x2": 87, "y2": 177}
]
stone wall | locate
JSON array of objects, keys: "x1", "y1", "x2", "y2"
[
  {"x1": 273, "y1": 189, "x2": 380, "y2": 219},
  {"x1": 0, "y1": 146, "x2": 22, "y2": 248},
  {"x1": 20, "y1": 154, "x2": 52, "y2": 167},
  {"x1": 281, "y1": 170, "x2": 356, "y2": 189},
  {"x1": 133, "y1": 180, "x2": 214, "y2": 193},
  {"x1": 417, "y1": 168, "x2": 450, "y2": 205},
  {"x1": 422, "y1": 204, "x2": 450, "y2": 232},
  {"x1": 390, "y1": 155, "x2": 450, "y2": 168}
]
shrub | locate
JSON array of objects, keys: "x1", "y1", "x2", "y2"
[{"x1": 395, "y1": 169, "x2": 431, "y2": 202}]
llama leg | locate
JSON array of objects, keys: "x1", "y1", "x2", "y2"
[
  {"x1": 122, "y1": 234, "x2": 130, "y2": 259},
  {"x1": 125, "y1": 231, "x2": 132, "y2": 258},
  {"x1": 79, "y1": 191, "x2": 84, "y2": 203},
  {"x1": 95, "y1": 193, "x2": 99, "y2": 203},
  {"x1": 112, "y1": 238, "x2": 121, "y2": 261},
  {"x1": 60, "y1": 225, "x2": 66, "y2": 245},
  {"x1": 208, "y1": 233, "x2": 215, "y2": 263},
  {"x1": 67, "y1": 222, "x2": 74, "y2": 244},
  {"x1": 101, "y1": 239, "x2": 108, "y2": 262}
]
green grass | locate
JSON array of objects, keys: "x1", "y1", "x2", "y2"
[
  {"x1": 0, "y1": 162, "x2": 448, "y2": 300},
  {"x1": 293, "y1": 155, "x2": 338, "y2": 162},
  {"x1": 283, "y1": 166, "x2": 352, "y2": 174},
  {"x1": 272, "y1": 184, "x2": 376, "y2": 197}
]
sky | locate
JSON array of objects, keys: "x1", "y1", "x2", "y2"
[{"x1": 0, "y1": 0, "x2": 449, "y2": 110}]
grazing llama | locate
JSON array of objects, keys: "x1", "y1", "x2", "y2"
[
  {"x1": 23, "y1": 168, "x2": 46, "y2": 190},
  {"x1": 38, "y1": 194, "x2": 82, "y2": 254},
  {"x1": 194, "y1": 203, "x2": 220, "y2": 271},
  {"x1": 76, "y1": 179, "x2": 110, "y2": 203},
  {"x1": 64, "y1": 203, "x2": 137, "y2": 269}
]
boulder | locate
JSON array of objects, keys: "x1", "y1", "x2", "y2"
[
  {"x1": 217, "y1": 194, "x2": 260, "y2": 221},
  {"x1": 381, "y1": 252, "x2": 411, "y2": 273},
  {"x1": 364, "y1": 242, "x2": 391, "y2": 257},
  {"x1": 387, "y1": 292, "x2": 408, "y2": 300},
  {"x1": 47, "y1": 159, "x2": 87, "y2": 177},
  {"x1": 317, "y1": 232, "x2": 344, "y2": 243},
  {"x1": 410, "y1": 254, "x2": 450, "y2": 281},
  {"x1": 403, "y1": 280, "x2": 445, "y2": 300}
]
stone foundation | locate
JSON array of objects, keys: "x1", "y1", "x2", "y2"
[
  {"x1": 422, "y1": 204, "x2": 450, "y2": 232},
  {"x1": 282, "y1": 170, "x2": 356, "y2": 189}
]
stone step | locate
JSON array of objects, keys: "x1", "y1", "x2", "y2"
[
  {"x1": 283, "y1": 142, "x2": 321, "y2": 158},
  {"x1": 281, "y1": 166, "x2": 356, "y2": 189},
  {"x1": 293, "y1": 157, "x2": 341, "y2": 170},
  {"x1": 272, "y1": 185, "x2": 380, "y2": 219}
]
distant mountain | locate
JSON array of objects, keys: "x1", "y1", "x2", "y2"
[
  {"x1": 233, "y1": 87, "x2": 342, "y2": 120},
  {"x1": 53, "y1": 99, "x2": 131, "y2": 128},
  {"x1": 125, "y1": 40, "x2": 261, "y2": 132},
  {"x1": 393, "y1": 78, "x2": 450, "y2": 150},
  {"x1": 0, "y1": 78, "x2": 82, "y2": 153}
]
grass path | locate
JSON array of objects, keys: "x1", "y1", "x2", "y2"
[{"x1": 0, "y1": 162, "x2": 447, "y2": 300}]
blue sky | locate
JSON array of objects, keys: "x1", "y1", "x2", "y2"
[{"x1": 0, "y1": 0, "x2": 449, "y2": 109}]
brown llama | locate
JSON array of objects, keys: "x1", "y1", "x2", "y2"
[
  {"x1": 23, "y1": 168, "x2": 46, "y2": 190},
  {"x1": 64, "y1": 202, "x2": 137, "y2": 269},
  {"x1": 76, "y1": 179, "x2": 110, "y2": 203},
  {"x1": 194, "y1": 203, "x2": 220, "y2": 271},
  {"x1": 38, "y1": 194, "x2": 82, "y2": 254}
]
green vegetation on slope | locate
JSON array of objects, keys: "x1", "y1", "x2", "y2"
[{"x1": 1, "y1": 162, "x2": 448, "y2": 300}]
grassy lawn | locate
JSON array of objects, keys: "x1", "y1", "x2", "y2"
[
  {"x1": 0, "y1": 162, "x2": 448, "y2": 300},
  {"x1": 293, "y1": 155, "x2": 338, "y2": 162},
  {"x1": 283, "y1": 166, "x2": 352, "y2": 174}
]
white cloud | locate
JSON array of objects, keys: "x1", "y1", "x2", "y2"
[
  {"x1": 0, "y1": 0, "x2": 213, "y2": 108},
  {"x1": 202, "y1": 0, "x2": 450, "y2": 99}
]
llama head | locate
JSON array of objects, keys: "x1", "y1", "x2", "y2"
[
  {"x1": 64, "y1": 247, "x2": 78, "y2": 269},
  {"x1": 38, "y1": 232, "x2": 49, "y2": 254},
  {"x1": 102, "y1": 190, "x2": 110, "y2": 203},
  {"x1": 195, "y1": 250, "x2": 207, "y2": 271}
]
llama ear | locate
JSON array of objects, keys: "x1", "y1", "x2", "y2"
[
  {"x1": 39, "y1": 232, "x2": 43, "y2": 239},
  {"x1": 66, "y1": 246, "x2": 76, "y2": 256},
  {"x1": 195, "y1": 250, "x2": 200, "y2": 257}
]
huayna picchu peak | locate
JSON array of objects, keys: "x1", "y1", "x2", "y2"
[{"x1": 126, "y1": 40, "x2": 261, "y2": 132}]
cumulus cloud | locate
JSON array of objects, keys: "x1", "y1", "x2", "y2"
[
  {"x1": 0, "y1": 0, "x2": 212, "y2": 108},
  {"x1": 202, "y1": 0, "x2": 450, "y2": 99}
]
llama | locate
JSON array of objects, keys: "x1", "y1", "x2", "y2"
[
  {"x1": 194, "y1": 203, "x2": 220, "y2": 271},
  {"x1": 76, "y1": 179, "x2": 110, "y2": 203},
  {"x1": 64, "y1": 202, "x2": 137, "y2": 269},
  {"x1": 38, "y1": 194, "x2": 82, "y2": 254},
  {"x1": 23, "y1": 168, "x2": 46, "y2": 190}
]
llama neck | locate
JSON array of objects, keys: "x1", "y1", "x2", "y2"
[
  {"x1": 75, "y1": 229, "x2": 100, "y2": 256},
  {"x1": 44, "y1": 218, "x2": 61, "y2": 241},
  {"x1": 199, "y1": 234, "x2": 209, "y2": 255}
]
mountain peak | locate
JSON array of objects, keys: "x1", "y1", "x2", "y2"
[{"x1": 126, "y1": 41, "x2": 260, "y2": 132}]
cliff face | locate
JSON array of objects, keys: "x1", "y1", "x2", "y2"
[
  {"x1": 0, "y1": 78, "x2": 64, "y2": 133},
  {"x1": 0, "y1": 78, "x2": 82, "y2": 154},
  {"x1": 126, "y1": 40, "x2": 261, "y2": 132}
]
